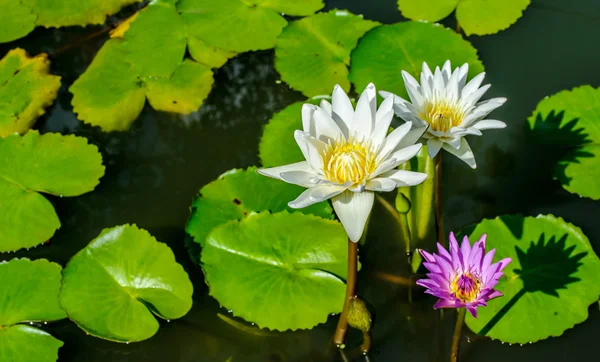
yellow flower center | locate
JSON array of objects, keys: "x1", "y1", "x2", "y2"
[
  {"x1": 421, "y1": 100, "x2": 465, "y2": 132},
  {"x1": 450, "y1": 273, "x2": 481, "y2": 303},
  {"x1": 321, "y1": 137, "x2": 377, "y2": 185}
]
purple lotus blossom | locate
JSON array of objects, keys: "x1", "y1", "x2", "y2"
[{"x1": 416, "y1": 232, "x2": 511, "y2": 318}]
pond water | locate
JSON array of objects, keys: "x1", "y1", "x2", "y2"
[{"x1": 1, "y1": 0, "x2": 599, "y2": 361}]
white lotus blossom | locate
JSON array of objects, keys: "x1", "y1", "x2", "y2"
[
  {"x1": 380, "y1": 60, "x2": 507, "y2": 168},
  {"x1": 258, "y1": 83, "x2": 427, "y2": 242}
]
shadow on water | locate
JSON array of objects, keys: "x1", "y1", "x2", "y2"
[{"x1": 477, "y1": 233, "x2": 587, "y2": 336}]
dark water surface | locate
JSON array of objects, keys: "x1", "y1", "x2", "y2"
[{"x1": 1, "y1": 0, "x2": 599, "y2": 361}]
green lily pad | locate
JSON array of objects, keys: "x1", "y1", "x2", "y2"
[
  {"x1": 258, "y1": 97, "x2": 329, "y2": 167},
  {"x1": 70, "y1": 0, "x2": 214, "y2": 132},
  {"x1": 0, "y1": 0, "x2": 142, "y2": 43},
  {"x1": 349, "y1": 21, "x2": 484, "y2": 100},
  {"x1": 274, "y1": 10, "x2": 378, "y2": 97},
  {"x1": 202, "y1": 211, "x2": 348, "y2": 330},
  {"x1": 179, "y1": 0, "x2": 325, "y2": 54},
  {"x1": 0, "y1": 131, "x2": 105, "y2": 252},
  {"x1": 60, "y1": 224, "x2": 194, "y2": 342},
  {"x1": 527, "y1": 85, "x2": 600, "y2": 200},
  {"x1": 464, "y1": 214, "x2": 600, "y2": 344},
  {"x1": 186, "y1": 167, "x2": 333, "y2": 249},
  {"x1": 397, "y1": 0, "x2": 530, "y2": 36},
  {"x1": 0, "y1": 258, "x2": 66, "y2": 362},
  {"x1": 0, "y1": 49, "x2": 61, "y2": 137},
  {"x1": 396, "y1": 145, "x2": 436, "y2": 249}
]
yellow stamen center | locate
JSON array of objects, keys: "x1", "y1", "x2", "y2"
[
  {"x1": 450, "y1": 273, "x2": 481, "y2": 303},
  {"x1": 421, "y1": 100, "x2": 465, "y2": 132},
  {"x1": 321, "y1": 137, "x2": 377, "y2": 185}
]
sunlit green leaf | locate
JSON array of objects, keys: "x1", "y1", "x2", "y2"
[
  {"x1": 464, "y1": 214, "x2": 600, "y2": 343},
  {"x1": 187, "y1": 36, "x2": 236, "y2": 69},
  {"x1": 179, "y1": 0, "x2": 324, "y2": 53},
  {"x1": 527, "y1": 85, "x2": 600, "y2": 200},
  {"x1": 186, "y1": 167, "x2": 333, "y2": 248},
  {"x1": 349, "y1": 22, "x2": 484, "y2": 100},
  {"x1": 202, "y1": 211, "x2": 347, "y2": 330},
  {"x1": 0, "y1": 1, "x2": 36, "y2": 43},
  {"x1": 275, "y1": 10, "x2": 378, "y2": 97},
  {"x1": 60, "y1": 224, "x2": 194, "y2": 342},
  {"x1": 0, "y1": 131, "x2": 105, "y2": 252},
  {"x1": 397, "y1": 0, "x2": 458, "y2": 23},
  {"x1": 0, "y1": 49, "x2": 61, "y2": 137},
  {"x1": 0, "y1": 258, "x2": 66, "y2": 362}
]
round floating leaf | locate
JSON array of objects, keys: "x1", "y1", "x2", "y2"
[
  {"x1": 397, "y1": 0, "x2": 530, "y2": 36},
  {"x1": 186, "y1": 167, "x2": 333, "y2": 248},
  {"x1": 179, "y1": 0, "x2": 324, "y2": 53},
  {"x1": 60, "y1": 224, "x2": 194, "y2": 342},
  {"x1": 0, "y1": 258, "x2": 66, "y2": 362},
  {"x1": 527, "y1": 85, "x2": 600, "y2": 200},
  {"x1": 202, "y1": 211, "x2": 347, "y2": 331},
  {"x1": 0, "y1": 49, "x2": 61, "y2": 137},
  {"x1": 275, "y1": 10, "x2": 379, "y2": 97},
  {"x1": 464, "y1": 214, "x2": 600, "y2": 344},
  {"x1": 187, "y1": 36, "x2": 236, "y2": 69},
  {"x1": 70, "y1": 1, "x2": 215, "y2": 131},
  {"x1": 0, "y1": 0, "x2": 142, "y2": 43},
  {"x1": 456, "y1": 0, "x2": 530, "y2": 36},
  {"x1": 259, "y1": 97, "x2": 327, "y2": 167},
  {"x1": 349, "y1": 22, "x2": 484, "y2": 99},
  {"x1": 0, "y1": 131, "x2": 105, "y2": 252}
]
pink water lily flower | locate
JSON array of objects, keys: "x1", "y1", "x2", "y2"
[{"x1": 416, "y1": 232, "x2": 511, "y2": 318}]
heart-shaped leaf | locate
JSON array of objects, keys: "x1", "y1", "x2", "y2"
[
  {"x1": 464, "y1": 214, "x2": 600, "y2": 344},
  {"x1": 59, "y1": 224, "x2": 194, "y2": 342}
]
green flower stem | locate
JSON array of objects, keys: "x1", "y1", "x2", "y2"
[
  {"x1": 333, "y1": 238, "x2": 358, "y2": 346},
  {"x1": 434, "y1": 153, "x2": 445, "y2": 246},
  {"x1": 376, "y1": 194, "x2": 412, "y2": 256},
  {"x1": 451, "y1": 308, "x2": 467, "y2": 362},
  {"x1": 360, "y1": 331, "x2": 372, "y2": 354}
]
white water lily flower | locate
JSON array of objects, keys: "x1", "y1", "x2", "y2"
[
  {"x1": 258, "y1": 83, "x2": 427, "y2": 242},
  {"x1": 380, "y1": 60, "x2": 507, "y2": 169}
]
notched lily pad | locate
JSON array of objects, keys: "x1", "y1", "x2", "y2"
[
  {"x1": 349, "y1": 21, "x2": 484, "y2": 100},
  {"x1": 60, "y1": 224, "x2": 194, "y2": 342},
  {"x1": 202, "y1": 211, "x2": 348, "y2": 331},
  {"x1": 0, "y1": 258, "x2": 66, "y2": 362},
  {"x1": 186, "y1": 167, "x2": 333, "y2": 250},
  {"x1": 464, "y1": 214, "x2": 600, "y2": 344},
  {"x1": 527, "y1": 85, "x2": 600, "y2": 200},
  {"x1": 0, "y1": 131, "x2": 105, "y2": 252},
  {"x1": 274, "y1": 10, "x2": 379, "y2": 96},
  {"x1": 0, "y1": 49, "x2": 61, "y2": 137}
]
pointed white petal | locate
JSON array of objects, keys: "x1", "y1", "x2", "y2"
[
  {"x1": 446, "y1": 67, "x2": 460, "y2": 102},
  {"x1": 433, "y1": 66, "x2": 444, "y2": 90},
  {"x1": 332, "y1": 191, "x2": 374, "y2": 242},
  {"x1": 258, "y1": 161, "x2": 312, "y2": 182},
  {"x1": 371, "y1": 95, "x2": 395, "y2": 149},
  {"x1": 457, "y1": 63, "x2": 469, "y2": 91},
  {"x1": 352, "y1": 83, "x2": 376, "y2": 138},
  {"x1": 384, "y1": 169, "x2": 428, "y2": 187},
  {"x1": 279, "y1": 170, "x2": 321, "y2": 187},
  {"x1": 441, "y1": 60, "x2": 452, "y2": 83},
  {"x1": 313, "y1": 107, "x2": 343, "y2": 142},
  {"x1": 289, "y1": 184, "x2": 347, "y2": 209},
  {"x1": 302, "y1": 104, "x2": 317, "y2": 136},
  {"x1": 427, "y1": 138, "x2": 443, "y2": 158},
  {"x1": 445, "y1": 137, "x2": 462, "y2": 149},
  {"x1": 332, "y1": 84, "x2": 354, "y2": 131},
  {"x1": 377, "y1": 121, "x2": 412, "y2": 161},
  {"x1": 463, "y1": 97, "x2": 507, "y2": 126},
  {"x1": 320, "y1": 99, "x2": 332, "y2": 116},
  {"x1": 375, "y1": 143, "x2": 423, "y2": 176},
  {"x1": 396, "y1": 126, "x2": 427, "y2": 150},
  {"x1": 365, "y1": 177, "x2": 397, "y2": 192},
  {"x1": 461, "y1": 72, "x2": 485, "y2": 99},
  {"x1": 401, "y1": 71, "x2": 424, "y2": 109},
  {"x1": 471, "y1": 119, "x2": 507, "y2": 130},
  {"x1": 443, "y1": 138, "x2": 476, "y2": 169},
  {"x1": 294, "y1": 131, "x2": 325, "y2": 171},
  {"x1": 462, "y1": 84, "x2": 490, "y2": 108}
]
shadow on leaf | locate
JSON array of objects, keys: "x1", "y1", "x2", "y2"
[{"x1": 477, "y1": 233, "x2": 587, "y2": 336}]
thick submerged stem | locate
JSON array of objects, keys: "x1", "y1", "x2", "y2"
[
  {"x1": 434, "y1": 153, "x2": 445, "y2": 246},
  {"x1": 450, "y1": 308, "x2": 467, "y2": 362},
  {"x1": 333, "y1": 238, "x2": 358, "y2": 346}
]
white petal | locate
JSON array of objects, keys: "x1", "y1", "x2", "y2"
[
  {"x1": 457, "y1": 63, "x2": 469, "y2": 91},
  {"x1": 365, "y1": 177, "x2": 397, "y2": 192},
  {"x1": 471, "y1": 119, "x2": 507, "y2": 130},
  {"x1": 463, "y1": 98, "x2": 507, "y2": 126},
  {"x1": 443, "y1": 138, "x2": 476, "y2": 169},
  {"x1": 279, "y1": 170, "x2": 321, "y2": 187},
  {"x1": 450, "y1": 127, "x2": 482, "y2": 137},
  {"x1": 294, "y1": 131, "x2": 325, "y2": 171},
  {"x1": 396, "y1": 126, "x2": 427, "y2": 150},
  {"x1": 379, "y1": 169, "x2": 428, "y2": 187},
  {"x1": 258, "y1": 161, "x2": 312, "y2": 182},
  {"x1": 320, "y1": 99, "x2": 332, "y2": 116},
  {"x1": 313, "y1": 107, "x2": 343, "y2": 142},
  {"x1": 445, "y1": 137, "x2": 462, "y2": 149},
  {"x1": 446, "y1": 67, "x2": 460, "y2": 102},
  {"x1": 462, "y1": 84, "x2": 490, "y2": 109},
  {"x1": 461, "y1": 72, "x2": 485, "y2": 99},
  {"x1": 433, "y1": 66, "x2": 444, "y2": 91},
  {"x1": 427, "y1": 138, "x2": 443, "y2": 158},
  {"x1": 377, "y1": 121, "x2": 412, "y2": 161},
  {"x1": 332, "y1": 84, "x2": 354, "y2": 131},
  {"x1": 401, "y1": 71, "x2": 424, "y2": 109},
  {"x1": 371, "y1": 95, "x2": 395, "y2": 149},
  {"x1": 373, "y1": 143, "x2": 423, "y2": 177},
  {"x1": 302, "y1": 104, "x2": 317, "y2": 136},
  {"x1": 352, "y1": 83, "x2": 376, "y2": 139},
  {"x1": 421, "y1": 62, "x2": 434, "y2": 99},
  {"x1": 289, "y1": 184, "x2": 347, "y2": 208},
  {"x1": 332, "y1": 191, "x2": 374, "y2": 242},
  {"x1": 441, "y1": 60, "x2": 452, "y2": 84}
]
